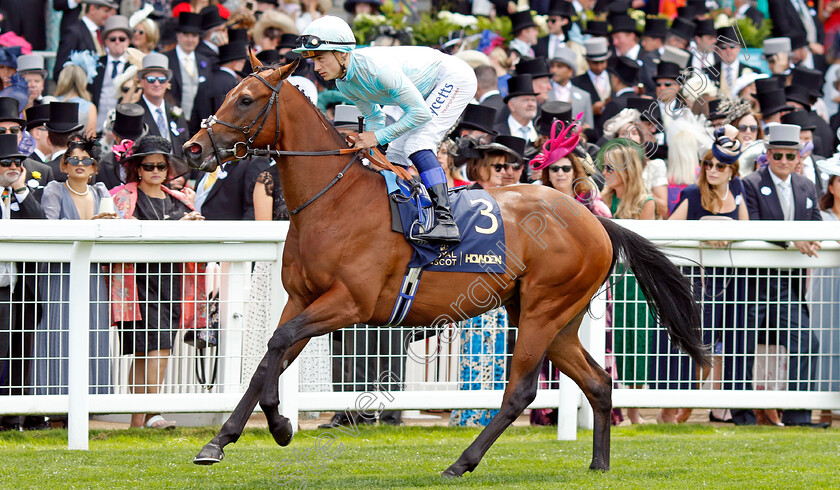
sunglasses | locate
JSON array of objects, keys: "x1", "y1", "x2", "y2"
[
  {"x1": 66, "y1": 157, "x2": 95, "y2": 167},
  {"x1": 738, "y1": 124, "x2": 758, "y2": 133},
  {"x1": 294, "y1": 34, "x2": 356, "y2": 50},
  {"x1": 108, "y1": 36, "x2": 128, "y2": 42},
  {"x1": 703, "y1": 160, "x2": 728, "y2": 171},
  {"x1": 0, "y1": 158, "x2": 22, "y2": 167},
  {"x1": 656, "y1": 81, "x2": 675, "y2": 87},
  {"x1": 549, "y1": 164, "x2": 573, "y2": 173},
  {"x1": 140, "y1": 162, "x2": 169, "y2": 172},
  {"x1": 144, "y1": 75, "x2": 169, "y2": 85},
  {"x1": 772, "y1": 152, "x2": 797, "y2": 161},
  {"x1": 491, "y1": 163, "x2": 510, "y2": 172},
  {"x1": 0, "y1": 126, "x2": 22, "y2": 135}
]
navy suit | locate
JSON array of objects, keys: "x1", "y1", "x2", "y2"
[{"x1": 734, "y1": 166, "x2": 822, "y2": 425}]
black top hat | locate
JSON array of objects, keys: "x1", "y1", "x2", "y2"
[
  {"x1": 124, "y1": 135, "x2": 189, "y2": 179},
  {"x1": 454, "y1": 104, "x2": 498, "y2": 136},
  {"x1": 584, "y1": 20, "x2": 609, "y2": 37},
  {"x1": 627, "y1": 96, "x2": 661, "y2": 124},
  {"x1": 535, "y1": 100, "x2": 572, "y2": 136},
  {"x1": 786, "y1": 85, "x2": 815, "y2": 107},
  {"x1": 676, "y1": 5, "x2": 695, "y2": 18},
  {"x1": 694, "y1": 19, "x2": 715, "y2": 37},
  {"x1": 24, "y1": 103, "x2": 50, "y2": 131},
  {"x1": 504, "y1": 74, "x2": 537, "y2": 103},
  {"x1": 0, "y1": 133, "x2": 25, "y2": 160},
  {"x1": 228, "y1": 28, "x2": 249, "y2": 44},
  {"x1": 606, "y1": 0, "x2": 631, "y2": 15},
  {"x1": 219, "y1": 41, "x2": 249, "y2": 65},
  {"x1": 756, "y1": 89, "x2": 794, "y2": 116},
  {"x1": 686, "y1": 0, "x2": 708, "y2": 12},
  {"x1": 754, "y1": 75, "x2": 784, "y2": 94},
  {"x1": 548, "y1": 0, "x2": 574, "y2": 18},
  {"x1": 45, "y1": 102, "x2": 83, "y2": 133},
  {"x1": 789, "y1": 31, "x2": 808, "y2": 50},
  {"x1": 476, "y1": 135, "x2": 527, "y2": 163},
  {"x1": 707, "y1": 98, "x2": 725, "y2": 120},
  {"x1": 653, "y1": 61, "x2": 682, "y2": 81},
  {"x1": 792, "y1": 66, "x2": 824, "y2": 98},
  {"x1": 509, "y1": 10, "x2": 537, "y2": 34},
  {"x1": 177, "y1": 12, "x2": 203, "y2": 34},
  {"x1": 643, "y1": 18, "x2": 668, "y2": 39},
  {"x1": 256, "y1": 49, "x2": 282, "y2": 65},
  {"x1": 278, "y1": 33, "x2": 298, "y2": 49},
  {"x1": 0, "y1": 97, "x2": 24, "y2": 125},
  {"x1": 344, "y1": 0, "x2": 382, "y2": 14},
  {"x1": 200, "y1": 5, "x2": 226, "y2": 31},
  {"x1": 715, "y1": 26, "x2": 740, "y2": 45},
  {"x1": 610, "y1": 14, "x2": 638, "y2": 34},
  {"x1": 111, "y1": 103, "x2": 149, "y2": 141},
  {"x1": 669, "y1": 17, "x2": 695, "y2": 41},
  {"x1": 515, "y1": 57, "x2": 551, "y2": 79},
  {"x1": 607, "y1": 56, "x2": 640, "y2": 86},
  {"x1": 780, "y1": 109, "x2": 816, "y2": 131}
]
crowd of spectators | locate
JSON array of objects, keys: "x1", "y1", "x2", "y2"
[{"x1": 1, "y1": 0, "x2": 839, "y2": 431}]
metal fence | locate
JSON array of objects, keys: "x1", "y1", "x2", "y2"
[{"x1": 2, "y1": 219, "x2": 840, "y2": 450}]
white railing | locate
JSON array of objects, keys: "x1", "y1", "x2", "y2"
[{"x1": 2, "y1": 220, "x2": 840, "y2": 449}]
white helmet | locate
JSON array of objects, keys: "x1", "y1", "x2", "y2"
[{"x1": 293, "y1": 16, "x2": 357, "y2": 55}]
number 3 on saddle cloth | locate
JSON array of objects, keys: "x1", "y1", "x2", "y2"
[{"x1": 380, "y1": 170, "x2": 507, "y2": 326}]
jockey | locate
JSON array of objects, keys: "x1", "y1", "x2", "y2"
[{"x1": 293, "y1": 16, "x2": 477, "y2": 245}]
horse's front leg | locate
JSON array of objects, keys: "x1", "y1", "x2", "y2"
[{"x1": 261, "y1": 285, "x2": 361, "y2": 446}]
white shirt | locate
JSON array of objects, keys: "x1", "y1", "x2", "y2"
[
  {"x1": 81, "y1": 16, "x2": 99, "y2": 39},
  {"x1": 508, "y1": 115, "x2": 537, "y2": 143},
  {"x1": 478, "y1": 90, "x2": 500, "y2": 104},
  {"x1": 769, "y1": 167, "x2": 794, "y2": 219},
  {"x1": 143, "y1": 95, "x2": 170, "y2": 140},
  {"x1": 587, "y1": 69, "x2": 610, "y2": 100},
  {"x1": 105, "y1": 53, "x2": 126, "y2": 79},
  {"x1": 549, "y1": 79, "x2": 571, "y2": 102},
  {"x1": 33, "y1": 148, "x2": 51, "y2": 163},
  {"x1": 622, "y1": 43, "x2": 641, "y2": 60}
]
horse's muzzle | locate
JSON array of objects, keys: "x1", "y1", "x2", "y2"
[{"x1": 183, "y1": 142, "x2": 218, "y2": 172}]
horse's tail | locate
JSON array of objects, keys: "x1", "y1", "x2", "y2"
[{"x1": 597, "y1": 216, "x2": 710, "y2": 367}]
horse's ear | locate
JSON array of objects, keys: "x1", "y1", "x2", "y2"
[
  {"x1": 278, "y1": 57, "x2": 301, "y2": 80},
  {"x1": 249, "y1": 46, "x2": 263, "y2": 70}
]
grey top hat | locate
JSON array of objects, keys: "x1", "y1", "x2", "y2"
[
  {"x1": 16, "y1": 54, "x2": 46, "y2": 77},
  {"x1": 763, "y1": 37, "x2": 791, "y2": 57},
  {"x1": 661, "y1": 45, "x2": 691, "y2": 69},
  {"x1": 584, "y1": 38, "x2": 610, "y2": 61},
  {"x1": 550, "y1": 47, "x2": 577, "y2": 70},
  {"x1": 103, "y1": 15, "x2": 131, "y2": 38},
  {"x1": 333, "y1": 104, "x2": 363, "y2": 128},
  {"x1": 765, "y1": 124, "x2": 803, "y2": 149},
  {"x1": 138, "y1": 52, "x2": 172, "y2": 78}
]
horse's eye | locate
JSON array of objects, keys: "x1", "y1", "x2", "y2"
[{"x1": 241, "y1": 96, "x2": 253, "y2": 106}]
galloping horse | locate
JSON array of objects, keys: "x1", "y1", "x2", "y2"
[{"x1": 183, "y1": 54, "x2": 709, "y2": 477}]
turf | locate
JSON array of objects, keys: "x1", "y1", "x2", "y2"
[{"x1": 1, "y1": 424, "x2": 838, "y2": 488}]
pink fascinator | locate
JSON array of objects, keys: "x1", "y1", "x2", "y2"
[
  {"x1": 113, "y1": 139, "x2": 135, "y2": 161},
  {"x1": 529, "y1": 113, "x2": 583, "y2": 171}
]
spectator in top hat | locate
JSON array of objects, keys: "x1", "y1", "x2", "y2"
[
  {"x1": 736, "y1": 123, "x2": 826, "y2": 428},
  {"x1": 494, "y1": 74, "x2": 538, "y2": 144},
  {"x1": 16, "y1": 55, "x2": 48, "y2": 111},
  {"x1": 781, "y1": 110, "x2": 825, "y2": 192},
  {"x1": 475, "y1": 65, "x2": 505, "y2": 114},
  {"x1": 756, "y1": 88, "x2": 795, "y2": 125},
  {"x1": 89, "y1": 15, "x2": 132, "y2": 133},
  {"x1": 449, "y1": 104, "x2": 498, "y2": 145},
  {"x1": 20, "y1": 104, "x2": 54, "y2": 200},
  {"x1": 44, "y1": 102, "x2": 84, "y2": 183},
  {"x1": 666, "y1": 17, "x2": 695, "y2": 51},
  {"x1": 190, "y1": 40, "x2": 248, "y2": 135},
  {"x1": 691, "y1": 19, "x2": 718, "y2": 72},
  {"x1": 705, "y1": 26, "x2": 758, "y2": 98},
  {"x1": 641, "y1": 18, "x2": 668, "y2": 59},
  {"x1": 534, "y1": 0, "x2": 575, "y2": 60},
  {"x1": 0, "y1": 97, "x2": 51, "y2": 190},
  {"x1": 654, "y1": 61, "x2": 685, "y2": 131},
  {"x1": 609, "y1": 14, "x2": 656, "y2": 94},
  {"x1": 97, "y1": 103, "x2": 149, "y2": 190},
  {"x1": 197, "y1": 5, "x2": 228, "y2": 70},
  {"x1": 573, "y1": 38, "x2": 611, "y2": 131},
  {"x1": 763, "y1": 37, "x2": 793, "y2": 75},
  {"x1": 601, "y1": 56, "x2": 641, "y2": 123},
  {"x1": 165, "y1": 12, "x2": 214, "y2": 124},
  {"x1": 583, "y1": 20, "x2": 609, "y2": 39},
  {"x1": 516, "y1": 57, "x2": 552, "y2": 105},
  {"x1": 508, "y1": 10, "x2": 539, "y2": 59},
  {"x1": 136, "y1": 53, "x2": 190, "y2": 158},
  {"x1": 548, "y1": 48, "x2": 594, "y2": 129},
  {"x1": 53, "y1": 0, "x2": 118, "y2": 81}
]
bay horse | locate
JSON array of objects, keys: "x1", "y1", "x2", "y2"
[{"x1": 183, "y1": 54, "x2": 709, "y2": 477}]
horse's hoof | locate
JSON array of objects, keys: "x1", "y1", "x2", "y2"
[
  {"x1": 270, "y1": 416, "x2": 294, "y2": 447},
  {"x1": 441, "y1": 464, "x2": 465, "y2": 478},
  {"x1": 194, "y1": 442, "x2": 224, "y2": 465},
  {"x1": 589, "y1": 462, "x2": 609, "y2": 471}
]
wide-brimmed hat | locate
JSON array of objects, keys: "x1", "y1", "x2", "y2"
[
  {"x1": 103, "y1": 15, "x2": 131, "y2": 38},
  {"x1": 0, "y1": 96, "x2": 24, "y2": 125},
  {"x1": 453, "y1": 104, "x2": 498, "y2": 136},
  {"x1": 476, "y1": 135, "x2": 527, "y2": 163},
  {"x1": 584, "y1": 38, "x2": 610, "y2": 61},
  {"x1": 547, "y1": 0, "x2": 574, "y2": 18},
  {"x1": 509, "y1": 10, "x2": 537, "y2": 34},
  {"x1": 661, "y1": 45, "x2": 691, "y2": 68},
  {"x1": 780, "y1": 110, "x2": 816, "y2": 131},
  {"x1": 0, "y1": 46, "x2": 21, "y2": 69},
  {"x1": 176, "y1": 12, "x2": 203, "y2": 34},
  {"x1": 550, "y1": 47, "x2": 577, "y2": 70},
  {"x1": 252, "y1": 9, "x2": 298, "y2": 43},
  {"x1": 609, "y1": 14, "x2": 638, "y2": 34},
  {"x1": 643, "y1": 18, "x2": 668, "y2": 39},
  {"x1": 694, "y1": 19, "x2": 715, "y2": 37},
  {"x1": 764, "y1": 124, "x2": 803, "y2": 149},
  {"x1": 653, "y1": 61, "x2": 682, "y2": 81},
  {"x1": 535, "y1": 100, "x2": 572, "y2": 136},
  {"x1": 333, "y1": 104, "x2": 363, "y2": 129},
  {"x1": 124, "y1": 135, "x2": 189, "y2": 179},
  {"x1": 23, "y1": 103, "x2": 50, "y2": 131},
  {"x1": 108, "y1": 103, "x2": 149, "y2": 141},
  {"x1": 219, "y1": 41, "x2": 249, "y2": 65},
  {"x1": 669, "y1": 17, "x2": 695, "y2": 41},
  {"x1": 584, "y1": 20, "x2": 609, "y2": 37},
  {"x1": 0, "y1": 133, "x2": 25, "y2": 160},
  {"x1": 731, "y1": 72, "x2": 768, "y2": 98},
  {"x1": 756, "y1": 89, "x2": 794, "y2": 117},
  {"x1": 607, "y1": 56, "x2": 640, "y2": 86},
  {"x1": 504, "y1": 74, "x2": 537, "y2": 103},
  {"x1": 200, "y1": 5, "x2": 226, "y2": 32},
  {"x1": 16, "y1": 54, "x2": 47, "y2": 78},
  {"x1": 137, "y1": 52, "x2": 172, "y2": 78},
  {"x1": 763, "y1": 37, "x2": 791, "y2": 56},
  {"x1": 45, "y1": 101, "x2": 83, "y2": 133},
  {"x1": 515, "y1": 57, "x2": 551, "y2": 79}
]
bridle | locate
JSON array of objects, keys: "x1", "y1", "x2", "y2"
[{"x1": 199, "y1": 67, "x2": 362, "y2": 215}]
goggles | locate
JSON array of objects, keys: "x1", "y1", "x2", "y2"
[{"x1": 295, "y1": 35, "x2": 355, "y2": 50}]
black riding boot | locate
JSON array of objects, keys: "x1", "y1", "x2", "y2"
[{"x1": 415, "y1": 183, "x2": 460, "y2": 245}]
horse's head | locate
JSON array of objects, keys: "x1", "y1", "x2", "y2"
[{"x1": 183, "y1": 51, "x2": 301, "y2": 171}]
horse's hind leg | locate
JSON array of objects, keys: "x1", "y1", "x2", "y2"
[
  {"x1": 545, "y1": 312, "x2": 612, "y2": 471},
  {"x1": 194, "y1": 338, "x2": 310, "y2": 464}
]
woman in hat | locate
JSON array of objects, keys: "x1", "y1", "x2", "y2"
[
  {"x1": 462, "y1": 139, "x2": 514, "y2": 190},
  {"x1": 55, "y1": 63, "x2": 98, "y2": 138},
  {"x1": 251, "y1": 9, "x2": 299, "y2": 53},
  {"x1": 34, "y1": 137, "x2": 114, "y2": 404},
  {"x1": 110, "y1": 135, "x2": 204, "y2": 429},
  {"x1": 663, "y1": 126, "x2": 751, "y2": 425},
  {"x1": 293, "y1": 15, "x2": 477, "y2": 245}
]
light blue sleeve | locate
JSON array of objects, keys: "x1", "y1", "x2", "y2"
[
  {"x1": 371, "y1": 64, "x2": 432, "y2": 145},
  {"x1": 353, "y1": 97, "x2": 386, "y2": 134}
]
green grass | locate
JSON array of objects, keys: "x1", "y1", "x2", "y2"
[{"x1": 1, "y1": 424, "x2": 839, "y2": 488}]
